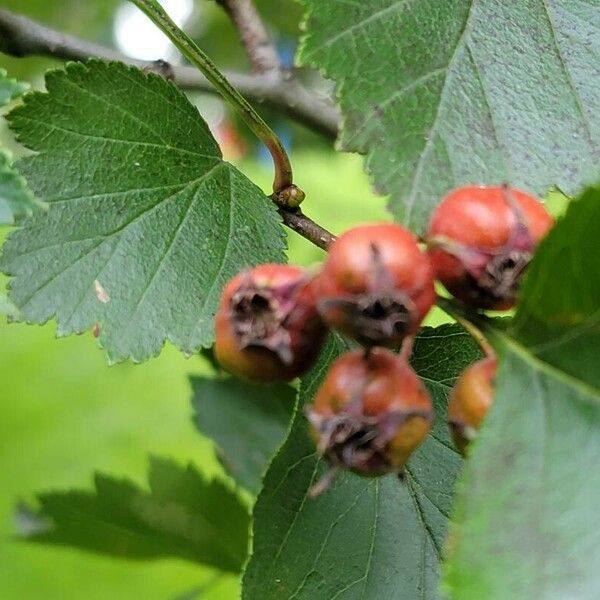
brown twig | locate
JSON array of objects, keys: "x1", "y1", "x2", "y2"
[
  {"x1": 0, "y1": 8, "x2": 339, "y2": 138},
  {"x1": 215, "y1": 0, "x2": 280, "y2": 74},
  {"x1": 0, "y1": 8, "x2": 339, "y2": 251},
  {"x1": 278, "y1": 209, "x2": 336, "y2": 251},
  {"x1": 214, "y1": 0, "x2": 337, "y2": 246},
  {"x1": 0, "y1": 7, "x2": 338, "y2": 252}
]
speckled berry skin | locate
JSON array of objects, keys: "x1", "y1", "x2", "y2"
[
  {"x1": 316, "y1": 224, "x2": 436, "y2": 347},
  {"x1": 427, "y1": 186, "x2": 553, "y2": 310},
  {"x1": 307, "y1": 348, "x2": 433, "y2": 476}
]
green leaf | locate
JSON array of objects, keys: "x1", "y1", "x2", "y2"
[
  {"x1": 0, "y1": 60, "x2": 285, "y2": 362},
  {"x1": 18, "y1": 457, "x2": 249, "y2": 573},
  {"x1": 243, "y1": 327, "x2": 481, "y2": 599},
  {"x1": 0, "y1": 150, "x2": 42, "y2": 225},
  {"x1": 0, "y1": 292, "x2": 18, "y2": 317},
  {"x1": 445, "y1": 342, "x2": 600, "y2": 599},
  {"x1": 512, "y1": 185, "x2": 600, "y2": 387},
  {"x1": 0, "y1": 68, "x2": 28, "y2": 106},
  {"x1": 0, "y1": 70, "x2": 38, "y2": 225},
  {"x1": 298, "y1": 1, "x2": 600, "y2": 230},
  {"x1": 445, "y1": 189, "x2": 600, "y2": 599},
  {"x1": 191, "y1": 377, "x2": 295, "y2": 494}
]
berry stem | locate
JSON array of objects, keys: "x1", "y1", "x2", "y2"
[
  {"x1": 130, "y1": 0, "x2": 294, "y2": 194},
  {"x1": 436, "y1": 296, "x2": 496, "y2": 358}
]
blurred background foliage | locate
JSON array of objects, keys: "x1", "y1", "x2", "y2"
[{"x1": 0, "y1": 1, "x2": 385, "y2": 597}]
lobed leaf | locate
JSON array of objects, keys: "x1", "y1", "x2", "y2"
[
  {"x1": 18, "y1": 457, "x2": 249, "y2": 573},
  {"x1": 243, "y1": 327, "x2": 482, "y2": 599},
  {"x1": 0, "y1": 150, "x2": 42, "y2": 225},
  {"x1": 0, "y1": 68, "x2": 28, "y2": 106},
  {"x1": 0, "y1": 60, "x2": 286, "y2": 362},
  {"x1": 0, "y1": 292, "x2": 18, "y2": 317},
  {"x1": 298, "y1": 0, "x2": 600, "y2": 231},
  {"x1": 191, "y1": 377, "x2": 296, "y2": 494}
]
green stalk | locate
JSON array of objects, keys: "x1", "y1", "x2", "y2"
[
  {"x1": 130, "y1": 0, "x2": 293, "y2": 193},
  {"x1": 436, "y1": 296, "x2": 496, "y2": 358}
]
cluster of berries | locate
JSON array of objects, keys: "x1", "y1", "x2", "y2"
[{"x1": 214, "y1": 185, "x2": 553, "y2": 483}]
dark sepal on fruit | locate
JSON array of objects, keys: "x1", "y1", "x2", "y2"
[
  {"x1": 432, "y1": 189, "x2": 536, "y2": 308},
  {"x1": 318, "y1": 290, "x2": 414, "y2": 347},
  {"x1": 229, "y1": 276, "x2": 304, "y2": 366},
  {"x1": 471, "y1": 248, "x2": 532, "y2": 305},
  {"x1": 306, "y1": 402, "x2": 432, "y2": 477},
  {"x1": 448, "y1": 419, "x2": 476, "y2": 457},
  {"x1": 317, "y1": 242, "x2": 416, "y2": 346}
]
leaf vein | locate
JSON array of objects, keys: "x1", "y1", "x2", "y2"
[
  {"x1": 16, "y1": 115, "x2": 216, "y2": 160},
  {"x1": 60, "y1": 73, "x2": 170, "y2": 146},
  {"x1": 540, "y1": 0, "x2": 597, "y2": 151},
  {"x1": 402, "y1": 0, "x2": 476, "y2": 225},
  {"x1": 405, "y1": 472, "x2": 443, "y2": 562},
  {"x1": 306, "y1": 1, "x2": 408, "y2": 56}
]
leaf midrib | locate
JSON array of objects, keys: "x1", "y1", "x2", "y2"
[
  {"x1": 14, "y1": 165, "x2": 224, "y2": 311},
  {"x1": 303, "y1": 1, "x2": 405, "y2": 58},
  {"x1": 16, "y1": 114, "x2": 217, "y2": 161},
  {"x1": 402, "y1": 0, "x2": 476, "y2": 224},
  {"x1": 493, "y1": 328, "x2": 600, "y2": 403}
]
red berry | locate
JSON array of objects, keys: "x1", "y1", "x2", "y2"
[
  {"x1": 427, "y1": 185, "x2": 554, "y2": 309},
  {"x1": 316, "y1": 224, "x2": 435, "y2": 347},
  {"x1": 448, "y1": 357, "x2": 497, "y2": 455},
  {"x1": 307, "y1": 348, "x2": 433, "y2": 476},
  {"x1": 215, "y1": 264, "x2": 326, "y2": 382}
]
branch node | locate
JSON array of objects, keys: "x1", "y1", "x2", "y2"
[
  {"x1": 143, "y1": 59, "x2": 175, "y2": 81},
  {"x1": 0, "y1": 7, "x2": 340, "y2": 253},
  {"x1": 272, "y1": 185, "x2": 306, "y2": 209}
]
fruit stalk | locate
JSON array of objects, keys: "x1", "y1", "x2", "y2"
[{"x1": 436, "y1": 296, "x2": 495, "y2": 358}]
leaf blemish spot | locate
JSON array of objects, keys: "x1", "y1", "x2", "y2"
[{"x1": 94, "y1": 280, "x2": 110, "y2": 304}]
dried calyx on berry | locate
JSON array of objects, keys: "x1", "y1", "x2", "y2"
[
  {"x1": 215, "y1": 264, "x2": 326, "y2": 382},
  {"x1": 427, "y1": 185, "x2": 554, "y2": 310},
  {"x1": 307, "y1": 348, "x2": 433, "y2": 487},
  {"x1": 448, "y1": 356, "x2": 497, "y2": 455},
  {"x1": 316, "y1": 224, "x2": 435, "y2": 347}
]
